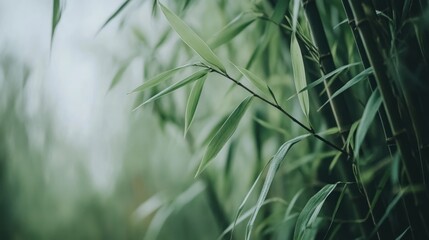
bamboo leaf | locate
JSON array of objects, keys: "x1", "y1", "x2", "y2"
[
  {"x1": 234, "y1": 64, "x2": 271, "y2": 97},
  {"x1": 185, "y1": 74, "x2": 208, "y2": 135},
  {"x1": 318, "y1": 67, "x2": 373, "y2": 111},
  {"x1": 108, "y1": 63, "x2": 129, "y2": 91},
  {"x1": 134, "y1": 69, "x2": 209, "y2": 110},
  {"x1": 294, "y1": 183, "x2": 338, "y2": 240},
  {"x1": 159, "y1": 2, "x2": 226, "y2": 73},
  {"x1": 51, "y1": 0, "x2": 64, "y2": 47},
  {"x1": 129, "y1": 64, "x2": 191, "y2": 94},
  {"x1": 291, "y1": 33, "x2": 310, "y2": 118},
  {"x1": 246, "y1": 134, "x2": 310, "y2": 240},
  {"x1": 354, "y1": 89, "x2": 382, "y2": 158},
  {"x1": 208, "y1": 13, "x2": 258, "y2": 49},
  {"x1": 196, "y1": 96, "x2": 253, "y2": 176},
  {"x1": 291, "y1": 0, "x2": 300, "y2": 32},
  {"x1": 97, "y1": 0, "x2": 131, "y2": 34}
]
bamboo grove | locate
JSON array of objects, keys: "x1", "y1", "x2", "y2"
[{"x1": 95, "y1": 0, "x2": 429, "y2": 239}]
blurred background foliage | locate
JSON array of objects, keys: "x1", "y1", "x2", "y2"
[{"x1": 1, "y1": 0, "x2": 429, "y2": 239}]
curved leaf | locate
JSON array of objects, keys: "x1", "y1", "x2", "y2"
[
  {"x1": 294, "y1": 183, "x2": 338, "y2": 240},
  {"x1": 291, "y1": 33, "x2": 309, "y2": 117},
  {"x1": 159, "y1": 2, "x2": 226, "y2": 73},
  {"x1": 246, "y1": 134, "x2": 309, "y2": 240},
  {"x1": 134, "y1": 69, "x2": 209, "y2": 110},
  {"x1": 129, "y1": 64, "x2": 191, "y2": 94},
  {"x1": 51, "y1": 0, "x2": 64, "y2": 47},
  {"x1": 97, "y1": 0, "x2": 131, "y2": 34},
  {"x1": 185, "y1": 74, "x2": 208, "y2": 135},
  {"x1": 196, "y1": 96, "x2": 253, "y2": 176},
  {"x1": 354, "y1": 89, "x2": 382, "y2": 158}
]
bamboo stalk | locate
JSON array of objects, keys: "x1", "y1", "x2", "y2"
[{"x1": 348, "y1": 1, "x2": 429, "y2": 238}]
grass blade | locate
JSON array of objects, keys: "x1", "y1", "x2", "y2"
[
  {"x1": 318, "y1": 67, "x2": 373, "y2": 111},
  {"x1": 129, "y1": 64, "x2": 191, "y2": 94},
  {"x1": 291, "y1": 33, "x2": 310, "y2": 118},
  {"x1": 159, "y1": 2, "x2": 226, "y2": 73},
  {"x1": 208, "y1": 13, "x2": 258, "y2": 49},
  {"x1": 354, "y1": 89, "x2": 382, "y2": 158},
  {"x1": 134, "y1": 69, "x2": 209, "y2": 110},
  {"x1": 97, "y1": 0, "x2": 131, "y2": 34},
  {"x1": 293, "y1": 183, "x2": 338, "y2": 240},
  {"x1": 246, "y1": 134, "x2": 310, "y2": 240},
  {"x1": 196, "y1": 96, "x2": 253, "y2": 176},
  {"x1": 108, "y1": 63, "x2": 129, "y2": 91},
  {"x1": 185, "y1": 74, "x2": 208, "y2": 135}
]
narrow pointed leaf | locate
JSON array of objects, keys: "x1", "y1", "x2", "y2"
[
  {"x1": 185, "y1": 74, "x2": 207, "y2": 135},
  {"x1": 134, "y1": 69, "x2": 209, "y2": 110},
  {"x1": 108, "y1": 63, "x2": 129, "y2": 91},
  {"x1": 51, "y1": 0, "x2": 63, "y2": 47},
  {"x1": 97, "y1": 0, "x2": 131, "y2": 33},
  {"x1": 246, "y1": 134, "x2": 310, "y2": 240},
  {"x1": 291, "y1": 0, "x2": 300, "y2": 32},
  {"x1": 294, "y1": 183, "x2": 338, "y2": 240},
  {"x1": 234, "y1": 65, "x2": 271, "y2": 97},
  {"x1": 196, "y1": 96, "x2": 253, "y2": 176},
  {"x1": 355, "y1": 89, "x2": 382, "y2": 158},
  {"x1": 318, "y1": 67, "x2": 373, "y2": 111},
  {"x1": 130, "y1": 65, "x2": 190, "y2": 94},
  {"x1": 208, "y1": 13, "x2": 258, "y2": 49},
  {"x1": 291, "y1": 33, "x2": 309, "y2": 117},
  {"x1": 159, "y1": 2, "x2": 226, "y2": 73}
]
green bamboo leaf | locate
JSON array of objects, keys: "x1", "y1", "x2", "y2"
[
  {"x1": 208, "y1": 13, "x2": 258, "y2": 49},
  {"x1": 234, "y1": 64, "x2": 271, "y2": 97},
  {"x1": 291, "y1": 33, "x2": 310, "y2": 118},
  {"x1": 290, "y1": 62, "x2": 360, "y2": 98},
  {"x1": 196, "y1": 96, "x2": 253, "y2": 176},
  {"x1": 159, "y1": 2, "x2": 226, "y2": 73},
  {"x1": 51, "y1": 0, "x2": 63, "y2": 47},
  {"x1": 129, "y1": 64, "x2": 191, "y2": 94},
  {"x1": 291, "y1": 0, "x2": 300, "y2": 32},
  {"x1": 97, "y1": 0, "x2": 131, "y2": 34},
  {"x1": 184, "y1": 74, "x2": 208, "y2": 135},
  {"x1": 318, "y1": 67, "x2": 373, "y2": 111},
  {"x1": 294, "y1": 183, "x2": 338, "y2": 240},
  {"x1": 246, "y1": 134, "x2": 310, "y2": 240},
  {"x1": 354, "y1": 89, "x2": 382, "y2": 158},
  {"x1": 108, "y1": 63, "x2": 129, "y2": 91},
  {"x1": 134, "y1": 69, "x2": 209, "y2": 110}
]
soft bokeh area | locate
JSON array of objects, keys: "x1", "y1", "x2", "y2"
[{"x1": 1, "y1": 1, "x2": 232, "y2": 239}]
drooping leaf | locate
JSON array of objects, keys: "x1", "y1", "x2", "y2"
[
  {"x1": 51, "y1": 0, "x2": 64, "y2": 48},
  {"x1": 234, "y1": 64, "x2": 271, "y2": 97},
  {"x1": 208, "y1": 13, "x2": 258, "y2": 49},
  {"x1": 293, "y1": 183, "x2": 338, "y2": 240},
  {"x1": 246, "y1": 134, "x2": 310, "y2": 240},
  {"x1": 318, "y1": 67, "x2": 373, "y2": 111},
  {"x1": 159, "y1": 2, "x2": 226, "y2": 73},
  {"x1": 196, "y1": 96, "x2": 253, "y2": 176},
  {"x1": 271, "y1": 0, "x2": 288, "y2": 24},
  {"x1": 184, "y1": 74, "x2": 208, "y2": 135},
  {"x1": 354, "y1": 89, "x2": 382, "y2": 158},
  {"x1": 291, "y1": 33, "x2": 309, "y2": 118},
  {"x1": 134, "y1": 69, "x2": 209, "y2": 110},
  {"x1": 129, "y1": 64, "x2": 191, "y2": 94},
  {"x1": 97, "y1": 0, "x2": 132, "y2": 34}
]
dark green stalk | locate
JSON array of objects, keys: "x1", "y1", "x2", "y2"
[{"x1": 348, "y1": 1, "x2": 429, "y2": 238}]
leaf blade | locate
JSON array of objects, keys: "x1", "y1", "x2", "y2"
[
  {"x1": 291, "y1": 33, "x2": 310, "y2": 117},
  {"x1": 134, "y1": 69, "x2": 209, "y2": 110},
  {"x1": 129, "y1": 64, "x2": 191, "y2": 94},
  {"x1": 196, "y1": 96, "x2": 253, "y2": 176},
  {"x1": 159, "y1": 2, "x2": 226, "y2": 73},
  {"x1": 185, "y1": 74, "x2": 207, "y2": 135}
]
